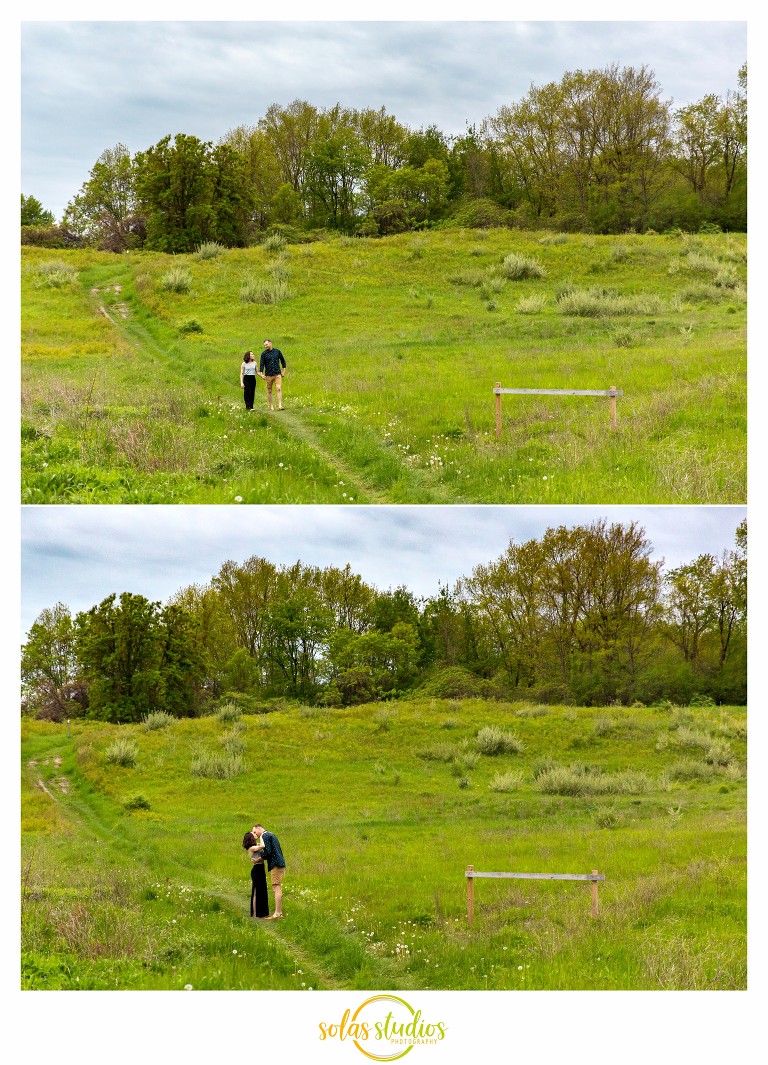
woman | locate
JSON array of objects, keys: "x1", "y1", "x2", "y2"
[
  {"x1": 240, "y1": 351, "x2": 257, "y2": 411},
  {"x1": 242, "y1": 830, "x2": 270, "y2": 918}
]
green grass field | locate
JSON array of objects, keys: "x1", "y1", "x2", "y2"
[
  {"x1": 21, "y1": 229, "x2": 746, "y2": 503},
  {"x1": 21, "y1": 698, "x2": 746, "y2": 990}
]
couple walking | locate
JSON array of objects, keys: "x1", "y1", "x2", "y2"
[
  {"x1": 242, "y1": 823, "x2": 286, "y2": 920},
  {"x1": 240, "y1": 340, "x2": 286, "y2": 412}
]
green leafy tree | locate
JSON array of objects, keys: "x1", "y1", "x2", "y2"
[
  {"x1": 135, "y1": 134, "x2": 250, "y2": 252},
  {"x1": 62, "y1": 144, "x2": 143, "y2": 251},
  {"x1": 21, "y1": 603, "x2": 82, "y2": 718},
  {"x1": 21, "y1": 194, "x2": 55, "y2": 227},
  {"x1": 75, "y1": 593, "x2": 204, "y2": 722}
]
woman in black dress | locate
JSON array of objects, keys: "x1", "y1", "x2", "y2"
[{"x1": 242, "y1": 831, "x2": 270, "y2": 918}]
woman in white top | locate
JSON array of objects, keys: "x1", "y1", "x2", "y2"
[{"x1": 240, "y1": 351, "x2": 257, "y2": 410}]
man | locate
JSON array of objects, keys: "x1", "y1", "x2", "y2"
[
  {"x1": 258, "y1": 340, "x2": 286, "y2": 411},
  {"x1": 252, "y1": 823, "x2": 286, "y2": 918}
]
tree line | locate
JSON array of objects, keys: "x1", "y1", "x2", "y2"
[
  {"x1": 21, "y1": 519, "x2": 746, "y2": 723},
  {"x1": 21, "y1": 62, "x2": 746, "y2": 251}
]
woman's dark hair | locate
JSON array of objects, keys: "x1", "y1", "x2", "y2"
[
  {"x1": 243, "y1": 351, "x2": 255, "y2": 363},
  {"x1": 243, "y1": 831, "x2": 257, "y2": 849}
]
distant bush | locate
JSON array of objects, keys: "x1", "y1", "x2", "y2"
[
  {"x1": 488, "y1": 770, "x2": 524, "y2": 792},
  {"x1": 190, "y1": 751, "x2": 245, "y2": 779},
  {"x1": 159, "y1": 267, "x2": 192, "y2": 293},
  {"x1": 219, "y1": 732, "x2": 246, "y2": 756},
  {"x1": 240, "y1": 277, "x2": 290, "y2": 304},
  {"x1": 675, "y1": 726, "x2": 711, "y2": 750},
  {"x1": 449, "y1": 198, "x2": 514, "y2": 229},
  {"x1": 35, "y1": 260, "x2": 79, "y2": 288},
  {"x1": 515, "y1": 704, "x2": 550, "y2": 718},
  {"x1": 664, "y1": 759, "x2": 716, "y2": 782},
  {"x1": 538, "y1": 232, "x2": 568, "y2": 245},
  {"x1": 517, "y1": 294, "x2": 548, "y2": 314},
  {"x1": 535, "y1": 764, "x2": 651, "y2": 796},
  {"x1": 592, "y1": 716, "x2": 615, "y2": 737},
  {"x1": 104, "y1": 738, "x2": 138, "y2": 767},
  {"x1": 475, "y1": 725, "x2": 524, "y2": 756},
  {"x1": 142, "y1": 711, "x2": 174, "y2": 731},
  {"x1": 417, "y1": 666, "x2": 498, "y2": 700},
  {"x1": 556, "y1": 287, "x2": 664, "y2": 316},
  {"x1": 195, "y1": 241, "x2": 225, "y2": 259},
  {"x1": 419, "y1": 742, "x2": 460, "y2": 763},
  {"x1": 501, "y1": 253, "x2": 546, "y2": 280},
  {"x1": 216, "y1": 703, "x2": 242, "y2": 725},
  {"x1": 22, "y1": 225, "x2": 83, "y2": 249},
  {"x1": 123, "y1": 794, "x2": 151, "y2": 811},
  {"x1": 263, "y1": 233, "x2": 287, "y2": 252},
  {"x1": 689, "y1": 693, "x2": 716, "y2": 708},
  {"x1": 178, "y1": 318, "x2": 204, "y2": 334},
  {"x1": 594, "y1": 807, "x2": 624, "y2": 829},
  {"x1": 704, "y1": 740, "x2": 733, "y2": 766},
  {"x1": 449, "y1": 267, "x2": 488, "y2": 287}
]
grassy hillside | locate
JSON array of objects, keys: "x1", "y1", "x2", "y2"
[
  {"x1": 21, "y1": 229, "x2": 746, "y2": 503},
  {"x1": 21, "y1": 698, "x2": 746, "y2": 990}
]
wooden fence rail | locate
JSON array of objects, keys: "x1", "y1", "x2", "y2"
[
  {"x1": 493, "y1": 383, "x2": 623, "y2": 437},
  {"x1": 465, "y1": 865, "x2": 606, "y2": 923}
]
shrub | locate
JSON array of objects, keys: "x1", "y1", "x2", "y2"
[
  {"x1": 142, "y1": 711, "x2": 175, "y2": 731},
  {"x1": 665, "y1": 759, "x2": 716, "y2": 782},
  {"x1": 475, "y1": 726, "x2": 524, "y2": 756},
  {"x1": 515, "y1": 705, "x2": 550, "y2": 718},
  {"x1": 123, "y1": 794, "x2": 151, "y2": 811},
  {"x1": 594, "y1": 807, "x2": 624, "y2": 829},
  {"x1": 104, "y1": 738, "x2": 138, "y2": 767},
  {"x1": 538, "y1": 232, "x2": 568, "y2": 245},
  {"x1": 35, "y1": 260, "x2": 79, "y2": 288},
  {"x1": 178, "y1": 318, "x2": 204, "y2": 335},
  {"x1": 449, "y1": 267, "x2": 488, "y2": 287},
  {"x1": 531, "y1": 755, "x2": 556, "y2": 779},
  {"x1": 240, "y1": 277, "x2": 289, "y2": 304},
  {"x1": 219, "y1": 732, "x2": 246, "y2": 756},
  {"x1": 535, "y1": 765, "x2": 651, "y2": 796},
  {"x1": 195, "y1": 241, "x2": 225, "y2": 259},
  {"x1": 216, "y1": 703, "x2": 242, "y2": 725},
  {"x1": 500, "y1": 253, "x2": 546, "y2": 280},
  {"x1": 419, "y1": 742, "x2": 459, "y2": 763},
  {"x1": 488, "y1": 770, "x2": 524, "y2": 792},
  {"x1": 592, "y1": 717, "x2": 615, "y2": 737},
  {"x1": 675, "y1": 726, "x2": 711, "y2": 750},
  {"x1": 517, "y1": 295, "x2": 548, "y2": 314},
  {"x1": 159, "y1": 267, "x2": 192, "y2": 293},
  {"x1": 190, "y1": 751, "x2": 245, "y2": 779},
  {"x1": 705, "y1": 740, "x2": 733, "y2": 766},
  {"x1": 450, "y1": 198, "x2": 513, "y2": 229},
  {"x1": 417, "y1": 666, "x2": 493, "y2": 699},
  {"x1": 689, "y1": 693, "x2": 716, "y2": 708},
  {"x1": 263, "y1": 233, "x2": 287, "y2": 252}
]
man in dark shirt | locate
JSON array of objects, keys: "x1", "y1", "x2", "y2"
[
  {"x1": 252, "y1": 823, "x2": 286, "y2": 918},
  {"x1": 258, "y1": 340, "x2": 286, "y2": 411}
]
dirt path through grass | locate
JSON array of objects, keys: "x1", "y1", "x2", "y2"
[{"x1": 23, "y1": 735, "x2": 402, "y2": 990}]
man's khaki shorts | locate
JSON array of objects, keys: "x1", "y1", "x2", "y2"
[
  {"x1": 270, "y1": 866, "x2": 286, "y2": 888},
  {"x1": 265, "y1": 374, "x2": 282, "y2": 391}
]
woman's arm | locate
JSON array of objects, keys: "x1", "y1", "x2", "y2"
[{"x1": 240, "y1": 363, "x2": 245, "y2": 387}]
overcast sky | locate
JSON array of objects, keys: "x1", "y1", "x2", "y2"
[
  {"x1": 20, "y1": 504, "x2": 745, "y2": 637},
  {"x1": 19, "y1": 15, "x2": 747, "y2": 221}
]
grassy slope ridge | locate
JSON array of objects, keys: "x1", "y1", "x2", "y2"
[
  {"x1": 21, "y1": 230, "x2": 746, "y2": 503},
  {"x1": 21, "y1": 699, "x2": 746, "y2": 990}
]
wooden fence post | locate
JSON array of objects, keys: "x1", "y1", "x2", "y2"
[
  {"x1": 591, "y1": 869, "x2": 600, "y2": 917},
  {"x1": 494, "y1": 384, "x2": 502, "y2": 439},
  {"x1": 467, "y1": 865, "x2": 475, "y2": 926},
  {"x1": 609, "y1": 386, "x2": 617, "y2": 431}
]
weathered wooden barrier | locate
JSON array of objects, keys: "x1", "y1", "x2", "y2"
[
  {"x1": 493, "y1": 383, "x2": 623, "y2": 437},
  {"x1": 465, "y1": 865, "x2": 606, "y2": 923}
]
